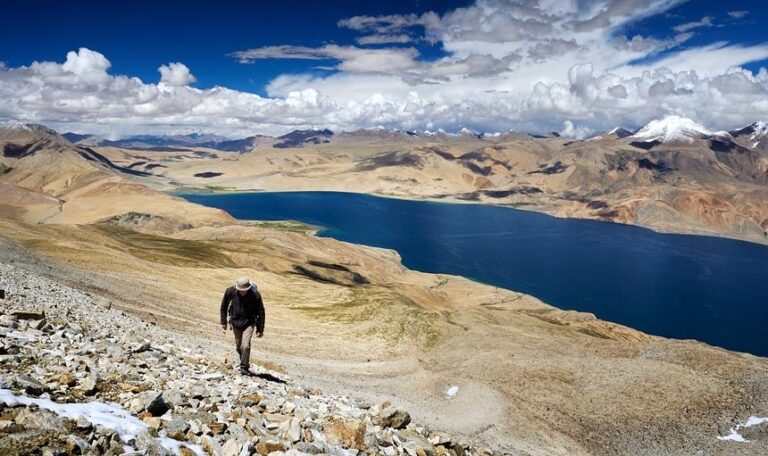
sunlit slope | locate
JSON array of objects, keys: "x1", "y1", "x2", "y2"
[{"x1": 96, "y1": 126, "x2": 768, "y2": 243}]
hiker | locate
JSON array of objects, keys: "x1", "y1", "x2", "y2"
[{"x1": 220, "y1": 277, "x2": 265, "y2": 375}]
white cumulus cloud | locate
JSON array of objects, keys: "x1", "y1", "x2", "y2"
[
  {"x1": 1, "y1": 1, "x2": 767, "y2": 137},
  {"x1": 158, "y1": 62, "x2": 196, "y2": 86},
  {"x1": 559, "y1": 120, "x2": 594, "y2": 139}
]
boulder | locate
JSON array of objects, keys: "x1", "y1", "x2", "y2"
[
  {"x1": 200, "y1": 435, "x2": 223, "y2": 455},
  {"x1": 139, "y1": 391, "x2": 171, "y2": 417},
  {"x1": 134, "y1": 429, "x2": 167, "y2": 455},
  {"x1": 0, "y1": 315, "x2": 18, "y2": 328},
  {"x1": 428, "y1": 432, "x2": 452, "y2": 446},
  {"x1": 256, "y1": 440, "x2": 286, "y2": 455},
  {"x1": 165, "y1": 418, "x2": 190, "y2": 440},
  {"x1": 65, "y1": 435, "x2": 89, "y2": 455},
  {"x1": 11, "y1": 311, "x2": 45, "y2": 320},
  {"x1": 225, "y1": 423, "x2": 250, "y2": 440},
  {"x1": 142, "y1": 416, "x2": 163, "y2": 430},
  {"x1": 399, "y1": 430, "x2": 437, "y2": 456},
  {"x1": 239, "y1": 392, "x2": 263, "y2": 407},
  {"x1": 205, "y1": 421, "x2": 227, "y2": 435},
  {"x1": 221, "y1": 437, "x2": 250, "y2": 456},
  {"x1": 29, "y1": 319, "x2": 47, "y2": 330},
  {"x1": 278, "y1": 417, "x2": 302, "y2": 443},
  {"x1": 13, "y1": 374, "x2": 47, "y2": 395},
  {"x1": 294, "y1": 442, "x2": 326, "y2": 455},
  {"x1": 129, "y1": 397, "x2": 145, "y2": 414},
  {"x1": 74, "y1": 416, "x2": 92, "y2": 431},
  {"x1": 323, "y1": 416, "x2": 366, "y2": 450},
  {"x1": 15, "y1": 409, "x2": 68, "y2": 434},
  {"x1": 58, "y1": 373, "x2": 77, "y2": 387},
  {"x1": 376, "y1": 407, "x2": 411, "y2": 429},
  {"x1": 190, "y1": 385, "x2": 210, "y2": 400},
  {"x1": 162, "y1": 389, "x2": 184, "y2": 407},
  {"x1": 79, "y1": 375, "x2": 98, "y2": 395},
  {"x1": 132, "y1": 341, "x2": 152, "y2": 353},
  {"x1": 41, "y1": 447, "x2": 67, "y2": 456}
]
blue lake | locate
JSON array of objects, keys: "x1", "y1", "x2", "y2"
[{"x1": 181, "y1": 191, "x2": 768, "y2": 357}]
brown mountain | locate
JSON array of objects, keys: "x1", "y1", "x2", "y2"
[
  {"x1": 89, "y1": 119, "x2": 768, "y2": 244},
  {"x1": 0, "y1": 121, "x2": 230, "y2": 229}
]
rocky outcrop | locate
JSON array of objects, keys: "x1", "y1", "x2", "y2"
[{"x1": 0, "y1": 261, "x2": 500, "y2": 455}]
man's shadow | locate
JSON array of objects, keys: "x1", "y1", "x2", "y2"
[{"x1": 247, "y1": 371, "x2": 287, "y2": 384}]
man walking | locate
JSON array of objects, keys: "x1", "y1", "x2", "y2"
[{"x1": 220, "y1": 277, "x2": 265, "y2": 375}]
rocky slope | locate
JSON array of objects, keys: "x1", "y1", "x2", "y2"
[{"x1": 0, "y1": 261, "x2": 489, "y2": 456}]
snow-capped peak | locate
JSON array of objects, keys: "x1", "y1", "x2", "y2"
[
  {"x1": 0, "y1": 119, "x2": 32, "y2": 133},
  {"x1": 630, "y1": 115, "x2": 718, "y2": 143},
  {"x1": 607, "y1": 127, "x2": 633, "y2": 138},
  {"x1": 750, "y1": 121, "x2": 768, "y2": 147},
  {"x1": 728, "y1": 121, "x2": 768, "y2": 149}
]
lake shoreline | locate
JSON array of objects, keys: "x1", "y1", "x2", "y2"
[
  {"x1": 178, "y1": 190, "x2": 768, "y2": 358},
  {"x1": 172, "y1": 186, "x2": 768, "y2": 247}
]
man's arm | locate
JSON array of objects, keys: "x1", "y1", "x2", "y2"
[
  {"x1": 220, "y1": 288, "x2": 231, "y2": 329},
  {"x1": 255, "y1": 292, "x2": 265, "y2": 335}
]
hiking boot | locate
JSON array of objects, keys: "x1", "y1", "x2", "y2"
[{"x1": 239, "y1": 367, "x2": 250, "y2": 376}]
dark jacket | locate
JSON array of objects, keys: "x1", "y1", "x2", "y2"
[{"x1": 220, "y1": 286, "x2": 265, "y2": 332}]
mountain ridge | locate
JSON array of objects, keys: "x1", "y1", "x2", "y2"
[{"x1": 18, "y1": 114, "x2": 766, "y2": 154}]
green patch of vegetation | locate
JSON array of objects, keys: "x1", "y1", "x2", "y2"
[
  {"x1": 292, "y1": 287, "x2": 440, "y2": 349},
  {"x1": 93, "y1": 225, "x2": 237, "y2": 268},
  {"x1": 576, "y1": 326, "x2": 615, "y2": 340},
  {"x1": 204, "y1": 185, "x2": 238, "y2": 192},
  {"x1": 249, "y1": 220, "x2": 315, "y2": 232}
]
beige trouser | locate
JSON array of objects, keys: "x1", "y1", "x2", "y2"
[{"x1": 232, "y1": 325, "x2": 255, "y2": 369}]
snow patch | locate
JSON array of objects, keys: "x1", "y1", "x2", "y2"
[
  {"x1": 717, "y1": 416, "x2": 768, "y2": 442},
  {"x1": 0, "y1": 120, "x2": 31, "y2": 132},
  {"x1": 444, "y1": 385, "x2": 459, "y2": 399},
  {"x1": 199, "y1": 373, "x2": 224, "y2": 380},
  {"x1": 630, "y1": 115, "x2": 718, "y2": 143},
  {"x1": 0, "y1": 389, "x2": 204, "y2": 455},
  {"x1": 750, "y1": 121, "x2": 768, "y2": 147},
  {"x1": 6, "y1": 330, "x2": 38, "y2": 342}
]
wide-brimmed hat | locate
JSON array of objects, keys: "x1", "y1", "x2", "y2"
[{"x1": 235, "y1": 277, "x2": 252, "y2": 291}]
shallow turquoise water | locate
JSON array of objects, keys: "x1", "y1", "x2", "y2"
[{"x1": 181, "y1": 191, "x2": 768, "y2": 357}]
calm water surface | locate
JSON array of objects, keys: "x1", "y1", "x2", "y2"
[{"x1": 181, "y1": 191, "x2": 768, "y2": 357}]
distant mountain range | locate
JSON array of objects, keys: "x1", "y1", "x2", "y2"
[
  {"x1": 3, "y1": 115, "x2": 766, "y2": 155},
  {"x1": 2, "y1": 116, "x2": 767, "y2": 244},
  {"x1": 61, "y1": 131, "x2": 272, "y2": 153}
]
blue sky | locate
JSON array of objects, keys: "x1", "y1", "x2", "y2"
[
  {"x1": 1, "y1": 1, "x2": 767, "y2": 137},
  {"x1": 1, "y1": 0, "x2": 466, "y2": 94}
]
